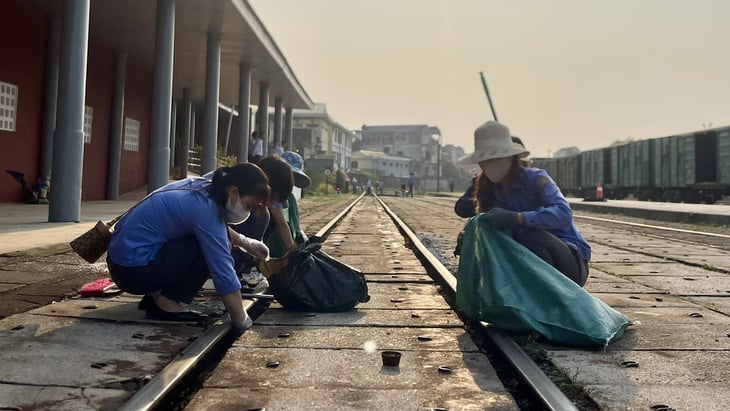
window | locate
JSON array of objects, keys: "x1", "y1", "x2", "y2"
[
  {"x1": 0, "y1": 81, "x2": 18, "y2": 131},
  {"x1": 83, "y1": 106, "x2": 93, "y2": 143},
  {"x1": 124, "y1": 117, "x2": 141, "y2": 151}
]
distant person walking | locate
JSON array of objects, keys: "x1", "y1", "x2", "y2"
[
  {"x1": 408, "y1": 173, "x2": 415, "y2": 197},
  {"x1": 251, "y1": 131, "x2": 264, "y2": 163}
]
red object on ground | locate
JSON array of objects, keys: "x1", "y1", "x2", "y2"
[{"x1": 79, "y1": 278, "x2": 120, "y2": 297}]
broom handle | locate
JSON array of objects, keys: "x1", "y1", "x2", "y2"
[{"x1": 480, "y1": 71, "x2": 499, "y2": 122}]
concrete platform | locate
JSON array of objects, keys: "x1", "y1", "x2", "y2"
[{"x1": 568, "y1": 197, "x2": 730, "y2": 225}]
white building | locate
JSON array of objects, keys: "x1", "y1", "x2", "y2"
[
  {"x1": 284, "y1": 103, "x2": 355, "y2": 171},
  {"x1": 351, "y1": 150, "x2": 411, "y2": 178},
  {"x1": 359, "y1": 124, "x2": 442, "y2": 189}
]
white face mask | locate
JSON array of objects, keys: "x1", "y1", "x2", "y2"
[
  {"x1": 226, "y1": 196, "x2": 251, "y2": 224},
  {"x1": 480, "y1": 157, "x2": 512, "y2": 183}
]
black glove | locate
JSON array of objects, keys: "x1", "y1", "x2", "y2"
[
  {"x1": 454, "y1": 230, "x2": 465, "y2": 257},
  {"x1": 479, "y1": 208, "x2": 520, "y2": 229}
]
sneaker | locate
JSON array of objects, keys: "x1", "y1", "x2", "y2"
[
  {"x1": 240, "y1": 267, "x2": 265, "y2": 287},
  {"x1": 241, "y1": 277, "x2": 269, "y2": 294}
]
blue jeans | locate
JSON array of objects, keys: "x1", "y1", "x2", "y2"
[{"x1": 107, "y1": 236, "x2": 209, "y2": 303}]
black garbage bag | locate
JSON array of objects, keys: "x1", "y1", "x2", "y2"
[{"x1": 268, "y1": 241, "x2": 370, "y2": 312}]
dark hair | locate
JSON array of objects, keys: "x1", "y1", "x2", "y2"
[
  {"x1": 209, "y1": 163, "x2": 270, "y2": 217},
  {"x1": 474, "y1": 155, "x2": 523, "y2": 212},
  {"x1": 257, "y1": 155, "x2": 294, "y2": 203},
  {"x1": 512, "y1": 136, "x2": 530, "y2": 167}
]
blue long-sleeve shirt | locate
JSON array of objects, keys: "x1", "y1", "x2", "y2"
[
  {"x1": 492, "y1": 168, "x2": 591, "y2": 261},
  {"x1": 108, "y1": 178, "x2": 241, "y2": 296},
  {"x1": 455, "y1": 185, "x2": 477, "y2": 218}
]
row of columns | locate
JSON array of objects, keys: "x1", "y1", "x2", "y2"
[{"x1": 41, "y1": 0, "x2": 298, "y2": 223}]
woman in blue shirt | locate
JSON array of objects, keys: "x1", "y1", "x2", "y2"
[
  {"x1": 458, "y1": 121, "x2": 590, "y2": 286},
  {"x1": 107, "y1": 163, "x2": 271, "y2": 333}
]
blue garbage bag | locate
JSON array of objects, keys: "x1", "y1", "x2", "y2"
[{"x1": 455, "y1": 217, "x2": 630, "y2": 348}]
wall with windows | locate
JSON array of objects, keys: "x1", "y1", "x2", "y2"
[
  {"x1": 119, "y1": 59, "x2": 152, "y2": 195},
  {"x1": 81, "y1": 43, "x2": 114, "y2": 200},
  {"x1": 0, "y1": 2, "x2": 155, "y2": 202},
  {"x1": 0, "y1": 2, "x2": 47, "y2": 202}
]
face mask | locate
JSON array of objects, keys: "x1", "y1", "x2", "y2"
[
  {"x1": 226, "y1": 196, "x2": 251, "y2": 224},
  {"x1": 481, "y1": 158, "x2": 511, "y2": 183}
]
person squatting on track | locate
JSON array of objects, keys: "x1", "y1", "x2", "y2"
[
  {"x1": 106, "y1": 163, "x2": 271, "y2": 334},
  {"x1": 225, "y1": 155, "x2": 295, "y2": 291},
  {"x1": 456, "y1": 121, "x2": 591, "y2": 286},
  {"x1": 227, "y1": 151, "x2": 311, "y2": 286}
]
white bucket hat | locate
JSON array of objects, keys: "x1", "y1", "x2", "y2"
[{"x1": 457, "y1": 121, "x2": 529, "y2": 164}]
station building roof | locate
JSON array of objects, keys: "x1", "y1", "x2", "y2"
[{"x1": 25, "y1": 0, "x2": 313, "y2": 109}]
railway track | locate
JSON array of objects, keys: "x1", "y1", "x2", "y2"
[
  {"x1": 4, "y1": 194, "x2": 729, "y2": 409},
  {"x1": 381, "y1": 195, "x2": 730, "y2": 410},
  {"x1": 162, "y1": 194, "x2": 578, "y2": 409},
  {"x1": 128, "y1": 195, "x2": 730, "y2": 410}
]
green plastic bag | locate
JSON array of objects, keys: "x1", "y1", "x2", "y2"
[{"x1": 455, "y1": 217, "x2": 630, "y2": 348}]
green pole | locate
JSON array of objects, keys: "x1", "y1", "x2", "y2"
[{"x1": 479, "y1": 71, "x2": 499, "y2": 122}]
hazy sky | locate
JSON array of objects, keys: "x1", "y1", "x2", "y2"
[{"x1": 249, "y1": 0, "x2": 730, "y2": 158}]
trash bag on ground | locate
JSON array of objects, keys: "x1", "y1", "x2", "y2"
[
  {"x1": 455, "y1": 217, "x2": 630, "y2": 348},
  {"x1": 268, "y1": 241, "x2": 370, "y2": 312}
]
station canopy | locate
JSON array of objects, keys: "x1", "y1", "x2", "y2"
[{"x1": 24, "y1": 0, "x2": 313, "y2": 109}]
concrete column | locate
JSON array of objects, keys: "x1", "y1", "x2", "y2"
[
  {"x1": 180, "y1": 88, "x2": 191, "y2": 178},
  {"x1": 285, "y1": 107, "x2": 293, "y2": 151},
  {"x1": 202, "y1": 32, "x2": 221, "y2": 174},
  {"x1": 147, "y1": 0, "x2": 175, "y2": 192},
  {"x1": 48, "y1": 0, "x2": 89, "y2": 223},
  {"x1": 169, "y1": 98, "x2": 177, "y2": 167},
  {"x1": 238, "y1": 64, "x2": 251, "y2": 162},
  {"x1": 273, "y1": 97, "x2": 283, "y2": 150},
  {"x1": 106, "y1": 52, "x2": 126, "y2": 200},
  {"x1": 39, "y1": 16, "x2": 61, "y2": 182},
  {"x1": 258, "y1": 82, "x2": 269, "y2": 156},
  {"x1": 223, "y1": 105, "x2": 234, "y2": 155},
  {"x1": 190, "y1": 106, "x2": 196, "y2": 149}
]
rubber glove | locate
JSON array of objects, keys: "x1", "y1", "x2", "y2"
[
  {"x1": 479, "y1": 207, "x2": 520, "y2": 229},
  {"x1": 454, "y1": 230, "x2": 465, "y2": 257},
  {"x1": 231, "y1": 314, "x2": 254, "y2": 336},
  {"x1": 238, "y1": 234, "x2": 270, "y2": 261}
]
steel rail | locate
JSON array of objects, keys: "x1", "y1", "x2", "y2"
[
  {"x1": 118, "y1": 306, "x2": 251, "y2": 411},
  {"x1": 575, "y1": 214, "x2": 730, "y2": 239},
  {"x1": 313, "y1": 192, "x2": 365, "y2": 239},
  {"x1": 120, "y1": 195, "x2": 363, "y2": 411},
  {"x1": 375, "y1": 194, "x2": 579, "y2": 411}
]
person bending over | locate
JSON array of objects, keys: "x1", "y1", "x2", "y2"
[
  {"x1": 107, "y1": 163, "x2": 271, "y2": 334},
  {"x1": 457, "y1": 121, "x2": 591, "y2": 286}
]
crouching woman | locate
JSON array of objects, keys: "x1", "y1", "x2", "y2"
[
  {"x1": 107, "y1": 163, "x2": 271, "y2": 334},
  {"x1": 457, "y1": 121, "x2": 591, "y2": 286}
]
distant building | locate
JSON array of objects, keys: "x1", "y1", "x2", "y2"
[
  {"x1": 359, "y1": 124, "x2": 441, "y2": 185},
  {"x1": 282, "y1": 103, "x2": 355, "y2": 171},
  {"x1": 442, "y1": 144, "x2": 465, "y2": 164}
]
